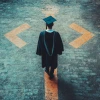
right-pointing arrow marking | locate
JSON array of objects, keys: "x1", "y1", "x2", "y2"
[{"x1": 69, "y1": 23, "x2": 94, "y2": 48}]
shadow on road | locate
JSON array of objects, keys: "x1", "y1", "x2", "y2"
[
  {"x1": 81, "y1": 1, "x2": 100, "y2": 31},
  {"x1": 58, "y1": 77, "x2": 79, "y2": 100},
  {"x1": 0, "y1": 0, "x2": 13, "y2": 3}
]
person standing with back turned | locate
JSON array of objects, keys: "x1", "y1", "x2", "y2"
[{"x1": 36, "y1": 16, "x2": 64, "y2": 79}]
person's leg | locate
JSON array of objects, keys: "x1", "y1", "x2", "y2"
[
  {"x1": 50, "y1": 67, "x2": 54, "y2": 74},
  {"x1": 49, "y1": 67, "x2": 55, "y2": 79},
  {"x1": 45, "y1": 66, "x2": 49, "y2": 71},
  {"x1": 45, "y1": 66, "x2": 50, "y2": 75}
]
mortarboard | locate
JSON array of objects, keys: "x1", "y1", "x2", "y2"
[{"x1": 43, "y1": 16, "x2": 57, "y2": 24}]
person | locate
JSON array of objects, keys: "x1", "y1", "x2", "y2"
[{"x1": 36, "y1": 16, "x2": 64, "y2": 79}]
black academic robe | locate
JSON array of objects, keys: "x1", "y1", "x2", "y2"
[{"x1": 36, "y1": 31, "x2": 64, "y2": 69}]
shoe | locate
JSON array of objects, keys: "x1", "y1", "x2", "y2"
[{"x1": 49, "y1": 74, "x2": 54, "y2": 79}]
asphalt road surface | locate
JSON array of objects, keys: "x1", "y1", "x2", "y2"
[{"x1": 0, "y1": 0, "x2": 100, "y2": 100}]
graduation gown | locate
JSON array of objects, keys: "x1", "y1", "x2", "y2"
[{"x1": 36, "y1": 31, "x2": 64, "y2": 69}]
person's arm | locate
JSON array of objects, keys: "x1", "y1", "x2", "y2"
[{"x1": 57, "y1": 32, "x2": 64, "y2": 55}]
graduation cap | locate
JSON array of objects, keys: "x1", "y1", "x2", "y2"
[{"x1": 43, "y1": 16, "x2": 57, "y2": 24}]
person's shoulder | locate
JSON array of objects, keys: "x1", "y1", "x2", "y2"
[
  {"x1": 54, "y1": 31, "x2": 59, "y2": 34},
  {"x1": 54, "y1": 31, "x2": 60, "y2": 36},
  {"x1": 40, "y1": 31, "x2": 46, "y2": 35}
]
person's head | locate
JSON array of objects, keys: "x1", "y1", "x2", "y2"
[
  {"x1": 43, "y1": 16, "x2": 57, "y2": 29},
  {"x1": 46, "y1": 22, "x2": 54, "y2": 29}
]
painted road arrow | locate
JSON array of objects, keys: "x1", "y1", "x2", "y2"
[
  {"x1": 69, "y1": 23, "x2": 94, "y2": 48},
  {"x1": 44, "y1": 69, "x2": 58, "y2": 100},
  {"x1": 5, "y1": 23, "x2": 30, "y2": 48},
  {"x1": 42, "y1": 5, "x2": 59, "y2": 17},
  {"x1": 42, "y1": 6, "x2": 59, "y2": 100}
]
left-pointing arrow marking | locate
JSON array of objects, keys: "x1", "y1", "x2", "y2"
[{"x1": 5, "y1": 23, "x2": 31, "y2": 48}]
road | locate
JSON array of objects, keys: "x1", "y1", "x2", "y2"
[{"x1": 0, "y1": 0, "x2": 100, "y2": 100}]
